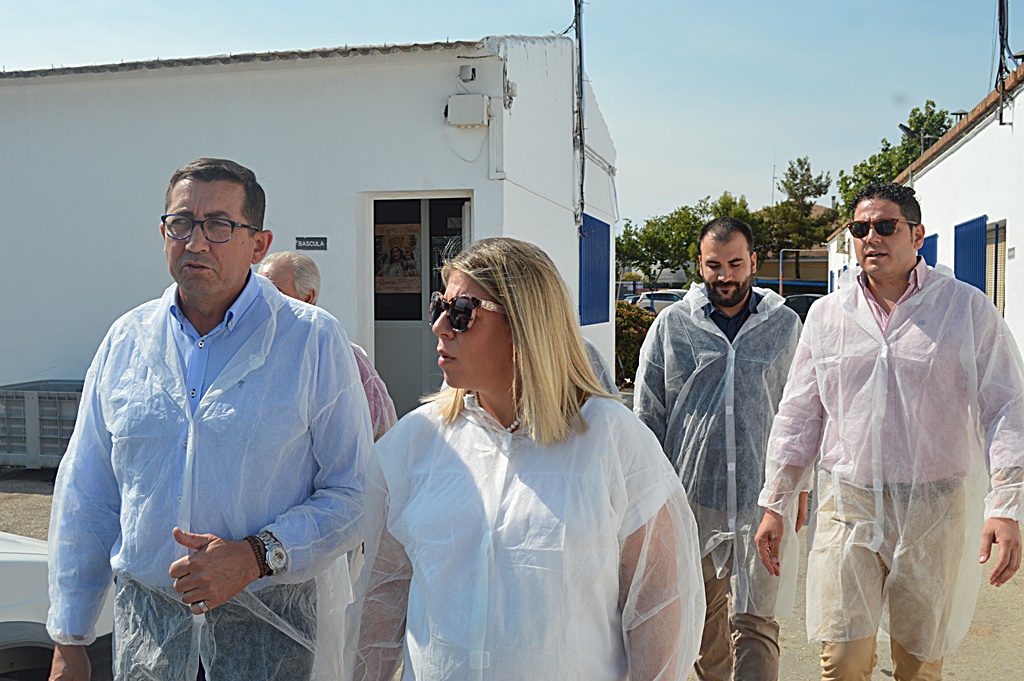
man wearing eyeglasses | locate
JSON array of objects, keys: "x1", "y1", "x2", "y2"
[
  {"x1": 756, "y1": 183, "x2": 1024, "y2": 680},
  {"x1": 46, "y1": 158, "x2": 371, "y2": 680},
  {"x1": 634, "y1": 217, "x2": 803, "y2": 681}
]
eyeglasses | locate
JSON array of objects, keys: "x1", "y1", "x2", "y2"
[
  {"x1": 845, "y1": 217, "x2": 918, "y2": 239},
  {"x1": 428, "y1": 291, "x2": 506, "y2": 332},
  {"x1": 161, "y1": 214, "x2": 260, "y2": 244}
]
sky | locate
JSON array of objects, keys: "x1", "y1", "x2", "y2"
[{"x1": 3, "y1": 0, "x2": 1022, "y2": 226}]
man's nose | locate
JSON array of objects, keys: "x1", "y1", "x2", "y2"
[{"x1": 185, "y1": 224, "x2": 211, "y2": 251}]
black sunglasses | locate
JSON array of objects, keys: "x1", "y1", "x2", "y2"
[
  {"x1": 428, "y1": 291, "x2": 506, "y2": 332},
  {"x1": 845, "y1": 217, "x2": 918, "y2": 239}
]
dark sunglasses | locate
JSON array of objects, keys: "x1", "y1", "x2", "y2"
[
  {"x1": 428, "y1": 291, "x2": 506, "y2": 332},
  {"x1": 845, "y1": 217, "x2": 918, "y2": 239}
]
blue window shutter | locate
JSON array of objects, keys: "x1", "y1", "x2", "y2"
[
  {"x1": 919, "y1": 234, "x2": 938, "y2": 266},
  {"x1": 954, "y1": 216, "x2": 987, "y2": 291},
  {"x1": 579, "y1": 214, "x2": 611, "y2": 325}
]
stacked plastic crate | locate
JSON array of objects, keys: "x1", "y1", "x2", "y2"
[{"x1": 0, "y1": 381, "x2": 83, "y2": 469}]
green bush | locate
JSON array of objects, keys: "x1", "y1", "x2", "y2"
[{"x1": 615, "y1": 301, "x2": 656, "y2": 386}]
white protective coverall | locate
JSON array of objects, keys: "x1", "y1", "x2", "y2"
[
  {"x1": 634, "y1": 285, "x2": 802, "y2": 617},
  {"x1": 583, "y1": 337, "x2": 621, "y2": 397},
  {"x1": 346, "y1": 394, "x2": 705, "y2": 681},
  {"x1": 759, "y1": 265, "x2": 1024, "y2": 661},
  {"x1": 47, "y1": 277, "x2": 371, "y2": 679}
]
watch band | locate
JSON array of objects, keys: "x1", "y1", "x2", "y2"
[{"x1": 244, "y1": 535, "x2": 271, "y2": 578}]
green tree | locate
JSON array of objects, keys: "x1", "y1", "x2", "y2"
[
  {"x1": 756, "y1": 156, "x2": 840, "y2": 277},
  {"x1": 615, "y1": 218, "x2": 679, "y2": 284},
  {"x1": 836, "y1": 100, "x2": 953, "y2": 214},
  {"x1": 776, "y1": 156, "x2": 831, "y2": 215},
  {"x1": 616, "y1": 192, "x2": 759, "y2": 286}
]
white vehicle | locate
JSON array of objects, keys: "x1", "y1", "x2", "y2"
[
  {"x1": 634, "y1": 288, "x2": 689, "y2": 314},
  {"x1": 0, "y1": 531, "x2": 113, "y2": 681}
]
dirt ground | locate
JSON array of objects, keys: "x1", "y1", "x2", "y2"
[{"x1": 3, "y1": 466, "x2": 1021, "y2": 679}]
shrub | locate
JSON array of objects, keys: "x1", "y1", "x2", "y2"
[{"x1": 615, "y1": 301, "x2": 656, "y2": 386}]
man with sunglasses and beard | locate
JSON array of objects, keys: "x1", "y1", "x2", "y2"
[
  {"x1": 634, "y1": 217, "x2": 803, "y2": 681},
  {"x1": 756, "y1": 183, "x2": 1024, "y2": 680}
]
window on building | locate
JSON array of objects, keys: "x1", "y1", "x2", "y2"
[
  {"x1": 986, "y1": 220, "x2": 1006, "y2": 316},
  {"x1": 579, "y1": 214, "x2": 611, "y2": 325},
  {"x1": 919, "y1": 234, "x2": 938, "y2": 266},
  {"x1": 954, "y1": 215, "x2": 988, "y2": 293}
]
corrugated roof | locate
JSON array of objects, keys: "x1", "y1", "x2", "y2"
[
  {"x1": 0, "y1": 40, "x2": 487, "y2": 80},
  {"x1": 895, "y1": 60, "x2": 1024, "y2": 184}
]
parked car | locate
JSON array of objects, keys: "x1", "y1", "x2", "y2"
[
  {"x1": 0, "y1": 531, "x2": 114, "y2": 681},
  {"x1": 783, "y1": 293, "x2": 824, "y2": 322},
  {"x1": 635, "y1": 288, "x2": 688, "y2": 314},
  {"x1": 621, "y1": 294, "x2": 641, "y2": 305}
]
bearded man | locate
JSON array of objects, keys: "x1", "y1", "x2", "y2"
[{"x1": 634, "y1": 216, "x2": 804, "y2": 681}]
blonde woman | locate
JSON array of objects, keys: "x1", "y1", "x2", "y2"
[{"x1": 348, "y1": 238, "x2": 704, "y2": 680}]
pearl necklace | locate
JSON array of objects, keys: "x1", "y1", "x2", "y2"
[{"x1": 506, "y1": 417, "x2": 521, "y2": 433}]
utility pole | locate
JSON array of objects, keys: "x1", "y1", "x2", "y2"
[{"x1": 574, "y1": 0, "x2": 585, "y2": 228}]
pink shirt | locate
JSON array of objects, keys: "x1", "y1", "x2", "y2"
[
  {"x1": 856, "y1": 258, "x2": 928, "y2": 334},
  {"x1": 350, "y1": 343, "x2": 398, "y2": 442}
]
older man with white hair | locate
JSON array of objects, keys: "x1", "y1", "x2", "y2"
[{"x1": 259, "y1": 251, "x2": 397, "y2": 441}]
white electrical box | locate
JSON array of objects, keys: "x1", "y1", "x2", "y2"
[{"x1": 447, "y1": 94, "x2": 490, "y2": 127}]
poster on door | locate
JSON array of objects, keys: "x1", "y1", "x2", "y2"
[{"x1": 374, "y1": 223, "x2": 421, "y2": 293}]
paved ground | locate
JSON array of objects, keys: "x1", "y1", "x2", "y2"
[{"x1": 3, "y1": 461, "x2": 1021, "y2": 679}]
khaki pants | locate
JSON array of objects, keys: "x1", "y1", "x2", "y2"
[
  {"x1": 695, "y1": 553, "x2": 780, "y2": 681},
  {"x1": 821, "y1": 637, "x2": 943, "y2": 681}
]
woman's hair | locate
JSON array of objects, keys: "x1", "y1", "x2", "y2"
[{"x1": 427, "y1": 237, "x2": 614, "y2": 445}]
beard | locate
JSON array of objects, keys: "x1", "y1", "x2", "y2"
[{"x1": 704, "y1": 273, "x2": 754, "y2": 309}]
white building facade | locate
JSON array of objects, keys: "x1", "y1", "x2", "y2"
[
  {"x1": 0, "y1": 36, "x2": 618, "y2": 416},
  {"x1": 827, "y1": 62, "x2": 1024, "y2": 344}
]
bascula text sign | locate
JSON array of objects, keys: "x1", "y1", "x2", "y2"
[{"x1": 296, "y1": 237, "x2": 327, "y2": 251}]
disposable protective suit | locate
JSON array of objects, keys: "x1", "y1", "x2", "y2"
[
  {"x1": 634, "y1": 285, "x2": 802, "y2": 617},
  {"x1": 584, "y1": 337, "x2": 621, "y2": 397},
  {"x1": 347, "y1": 394, "x2": 705, "y2": 681},
  {"x1": 759, "y1": 265, "x2": 1024, "y2": 661},
  {"x1": 47, "y1": 277, "x2": 371, "y2": 679}
]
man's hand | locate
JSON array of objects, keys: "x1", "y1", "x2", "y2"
[
  {"x1": 50, "y1": 643, "x2": 90, "y2": 681},
  {"x1": 979, "y1": 517, "x2": 1023, "y2": 587},
  {"x1": 796, "y1": 491, "x2": 809, "y2": 532},
  {"x1": 169, "y1": 527, "x2": 262, "y2": 614},
  {"x1": 755, "y1": 510, "x2": 785, "y2": 577}
]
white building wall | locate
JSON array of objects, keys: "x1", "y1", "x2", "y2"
[
  {"x1": 0, "y1": 37, "x2": 618, "y2": 393},
  {"x1": 827, "y1": 230, "x2": 858, "y2": 291},
  {"x1": 489, "y1": 36, "x2": 619, "y2": 367},
  {"x1": 909, "y1": 97, "x2": 1024, "y2": 343}
]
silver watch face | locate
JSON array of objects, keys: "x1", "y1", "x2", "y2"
[{"x1": 267, "y1": 545, "x2": 288, "y2": 572}]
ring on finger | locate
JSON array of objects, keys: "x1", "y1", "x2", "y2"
[{"x1": 196, "y1": 600, "x2": 210, "y2": 614}]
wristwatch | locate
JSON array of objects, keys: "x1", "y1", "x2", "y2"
[{"x1": 246, "y1": 530, "x2": 288, "y2": 577}]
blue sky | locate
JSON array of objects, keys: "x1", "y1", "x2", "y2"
[{"x1": 3, "y1": 1, "x2": 1021, "y2": 224}]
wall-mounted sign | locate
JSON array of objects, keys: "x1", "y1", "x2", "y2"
[
  {"x1": 374, "y1": 223, "x2": 421, "y2": 293},
  {"x1": 296, "y1": 237, "x2": 327, "y2": 251}
]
